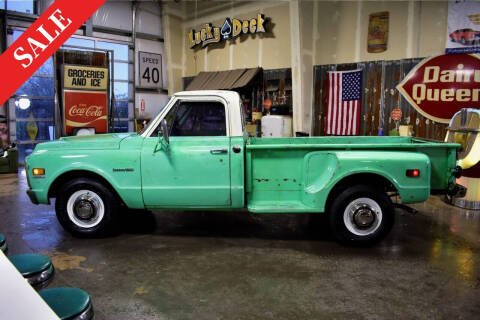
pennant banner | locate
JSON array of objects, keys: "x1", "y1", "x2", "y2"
[{"x1": 0, "y1": 0, "x2": 106, "y2": 106}]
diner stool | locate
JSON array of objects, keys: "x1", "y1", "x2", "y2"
[
  {"x1": 39, "y1": 287, "x2": 94, "y2": 320},
  {"x1": 0, "y1": 233, "x2": 7, "y2": 253},
  {"x1": 9, "y1": 253, "x2": 54, "y2": 289}
]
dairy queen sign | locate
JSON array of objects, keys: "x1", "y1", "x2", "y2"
[{"x1": 397, "y1": 53, "x2": 480, "y2": 123}]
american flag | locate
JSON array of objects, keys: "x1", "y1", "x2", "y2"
[{"x1": 325, "y1": 70, "x2": 362, "y2": 135}]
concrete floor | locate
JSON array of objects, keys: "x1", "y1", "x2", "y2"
[{"x1": 1, "y1": 171, "x2": 480, "y2": 320}]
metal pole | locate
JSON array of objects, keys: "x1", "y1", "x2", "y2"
[{"x1": 132, "y1": 1, "x2": 137, "y2": 132}]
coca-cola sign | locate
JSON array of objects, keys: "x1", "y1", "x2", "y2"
[
  {"x1": 63, "y1": 90, "x2": 108, "y2": 135},
  {"x1": 397, "y1": 53, "x2": 480, "y2": 123},
  {"x1": 68, "y1": 105, "x2": 103, "y2": 117}
]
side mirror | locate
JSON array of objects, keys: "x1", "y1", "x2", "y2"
[{"x1": 159, "y1": 119, "x2": 169, "y2": 144}]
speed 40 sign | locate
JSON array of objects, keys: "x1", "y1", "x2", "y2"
[{"x1": 139, "y1": 51, "x2": 163, "y2": 89}]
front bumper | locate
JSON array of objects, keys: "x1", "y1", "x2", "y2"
[{"x1": 26, "y1": 189, "x2": 39, "y2": 205}]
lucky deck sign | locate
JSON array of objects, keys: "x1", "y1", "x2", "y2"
[
  {"x1": 63, "y1": 90, "x2": 108, "y2": 135},
  {"x1": 188, "y1": 14, "x2": 267, "y2": 49},
  {"x1": 397, "y1": 53, "x2": 480, "y2": 123}
]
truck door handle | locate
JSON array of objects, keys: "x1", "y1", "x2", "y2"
[{"x1": 210, "y1": 149, "x2": 228, "y2": 154}]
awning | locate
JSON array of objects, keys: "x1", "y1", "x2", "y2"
[{"x1": 186, "y1": 68, "x2": 261, "y2": 90}]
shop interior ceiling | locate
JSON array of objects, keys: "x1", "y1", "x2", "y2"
[
  {"x1": 181, "y1": 1, "x2": 257, "y2": 21},
  {"x1": 313, "y1": 58, "x2": 448, "y2": 141}
]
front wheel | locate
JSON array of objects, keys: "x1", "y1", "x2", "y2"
[
  {"x1": 55, "y1": 178, "x2": 120, "y2": 237},
  {"x1": 328, "y1": 185, "x2": 394, "y2": 246}
]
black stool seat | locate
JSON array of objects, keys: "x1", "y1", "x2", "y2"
[
  {"x1": 39, "y1": 287, "x2": 93, "y2": 320},
  {"x1": 9, "y1": 253, "x2": 54, "y2": 289},
  {"x1": 0, "y1": 233, "x2": 6, "y2": 253}
]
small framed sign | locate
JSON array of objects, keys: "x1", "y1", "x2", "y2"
[
  {"x1": 367, "y1": 11, "x2": 389, "y2": 53},
  {"x1": 138, "y1": 52, "x2": 163, "y2": 89}
]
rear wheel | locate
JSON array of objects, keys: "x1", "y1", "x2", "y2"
[
  {"x1": 328, "y1": 185, "x2": 394, "y2": 246},
  {"x1": 55, "y1": 178, "x2": 120, "y2": 237}
]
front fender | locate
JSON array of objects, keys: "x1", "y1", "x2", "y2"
[
  {"x1": 26, "y1": 149, "x2": 143, "y2": 208},
  {"x1": 301, "y1": 151, "x2": 431, "y2": 210}
]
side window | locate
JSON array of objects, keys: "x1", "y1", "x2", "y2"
[
  {"x1": 152, "y1": 100, "x2": 226, "y2": 137},
  {"x1": 171, "y1": 101, "x2": 226, "y2": 136}
]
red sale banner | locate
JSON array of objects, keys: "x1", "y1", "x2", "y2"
[
  {"x1": 63, "y1": 90, "x2": 108, "y2": 135},
  {"x1": 0, "y1": 0, "x2": 106, "y2": 106}
]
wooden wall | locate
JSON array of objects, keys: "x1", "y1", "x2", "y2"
[{"x1": 312, "y1": 58, "x2": 448, "y2": 140}]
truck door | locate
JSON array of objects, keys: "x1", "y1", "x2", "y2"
[{"x1": 141, "y1": 99, "x2": 231, "y2": 207}]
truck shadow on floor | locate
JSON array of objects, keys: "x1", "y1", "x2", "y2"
[
  {"x1": 118, "y1": 208, "x2": 479, "y2": 256},
  {"x1": 119, "y1": 209, "x2": 334, "y2": 242}
]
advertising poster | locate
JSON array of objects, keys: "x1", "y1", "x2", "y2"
[
  {"x1": 62, "y1": 64, "x2": 109, "y2": 135},
  {"x1": 367, "y1": 12, "x2": 389, "y2": 53},
  {"x1": 63, "y1": 90, "x2": 108, "y2": 135},
  {"x1": 446, "y1": 0, "x2": 480, "y2": 54}
]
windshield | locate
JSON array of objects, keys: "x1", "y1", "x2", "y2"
[{"x1": 138, "y1": 97, "x2": 171, "y2": 135}]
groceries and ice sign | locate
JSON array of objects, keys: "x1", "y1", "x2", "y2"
[
  {"x1": 397, "y1": 53, "x2": 480, "y2": 123},
  {"x1": 446, "y1": 0, "x2": 480, "y2": 54},
  {"x1": 64, "y1": 65, "x2": 108, "y2": 90}
]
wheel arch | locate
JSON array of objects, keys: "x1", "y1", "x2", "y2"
[
  {"x1": 48, "y1": 170, "x2": 125, "y2": 206},
  {"x1": 325, "y1": 172, "x2": 397, "y2": 212}
]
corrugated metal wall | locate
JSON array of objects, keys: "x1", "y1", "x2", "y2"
[{"x1": 312, "y1": 58, "x2": 448, "y2": 140}]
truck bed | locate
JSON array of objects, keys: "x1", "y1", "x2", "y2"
[{"x1": 245, "y1": 136, "x2": 460, "y2": 213}]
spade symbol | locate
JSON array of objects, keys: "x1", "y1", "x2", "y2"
[{"x1": 221, "y1": 19, "x2": 232, "y2": 39}]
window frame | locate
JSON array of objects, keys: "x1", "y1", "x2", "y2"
[
  {"x1": 144, "y1": 96, "x2": 230, "y2": 138},
  {"x1": 166, "y1": 100, "x2": 227, "y2": 137}
]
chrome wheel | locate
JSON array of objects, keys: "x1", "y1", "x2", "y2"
[
  {"x1": 343, "y1": 197, "x2": 383, "y2": 236},
  {"x1": 66, "y1": 190, "x2": 105, "y2": 228}
]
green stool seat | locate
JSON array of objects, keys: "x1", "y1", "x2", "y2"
[
  {"x1": 9, "y1": 253, "x2": 54, "y2": 289},
  {"x1": 39, "y1": 287, "x2": 93, "y2": 320},
  {"x1": 0, "y1": 233, "x2": 6, "y2": 253}
]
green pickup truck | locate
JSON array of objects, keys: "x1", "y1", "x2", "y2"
[{"x1": 26, "y1": 90, "x2": 465, "y2": 245}]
